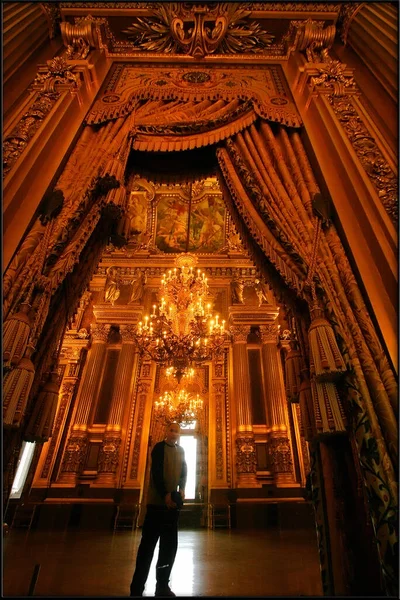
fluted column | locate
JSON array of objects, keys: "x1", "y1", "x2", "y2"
[
  {"x1": 59, "y1": 323, "x2": 109, "y2": 483},
  {"x1": 260, "y1": 325, "x2": 295, "y2": 486},
  {"x1": 97, "y1": 325, "x2": 137, "y2": 485},
  {"x1": 231, "y1": 325, "x2": 257, "y2": 487}
]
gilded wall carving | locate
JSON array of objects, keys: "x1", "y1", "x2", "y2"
[
  {"x1": 121, "y1": 3, "x2": 274, "y2": 57},
  {"x1": 130, "y1": 381, "x2": 150, "y2": 480},
  {"x1": 328, "y1": 95, "x2": 398, "y2": 225},
  {"x1": 235, "y1": 435, "x2": 257, "y2": 474},
  {"x1": 60, "y1": 434, "x2": 88, "y2": 474},
  {"x1": 98, "y1": 435, "x2": 122, "y2": 473}
]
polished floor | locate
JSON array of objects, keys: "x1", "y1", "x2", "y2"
[{"x1": 3, "y1": 526, "x2": 322, "y2": 597}]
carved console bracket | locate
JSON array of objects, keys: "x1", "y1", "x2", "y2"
[{"x1": 61, "y1": 19, "x2": 100, "y2": 60}]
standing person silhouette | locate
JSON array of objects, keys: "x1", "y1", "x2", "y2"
[{"x1": 130, "y1": 422, "x2": 187, "y2": 598}]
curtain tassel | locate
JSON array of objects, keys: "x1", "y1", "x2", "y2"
[
  {"x1": 3, "y1": 344, "x2": 35, "y2": 428},
  {"x1": 24, "y1": 370, "x2": 60, "y2": 443},
  {"x1": 298, "y1": 373, "x2": 315, "y2": 442},
  {"x1": 103, "y1": 186, "x2": 126, "y2": 220},
  {"x1": 308, "y1": 305, "x2": 346, "y2": 382},
  {"x1": 3, "y1": 303, "x2": 33, "y2": 369},
  {"x1": 310, "y1": 377, "x2": 347, "y2": 438},
  {"x1": 285, "y1": 344, "x2": 302, "y2": 403}
]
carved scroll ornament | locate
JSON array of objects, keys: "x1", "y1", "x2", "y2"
[{"x1": 122, "y1": 2, "x2": 274, "y2": 58}]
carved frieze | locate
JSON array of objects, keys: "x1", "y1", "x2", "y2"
[{"x1": 235, "y1": 435, "x2": 257, "y2": 474}]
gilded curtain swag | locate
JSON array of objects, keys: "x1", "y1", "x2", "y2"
[{"x1": 85, "y1": 65, "x2": 301, "y2": 128}]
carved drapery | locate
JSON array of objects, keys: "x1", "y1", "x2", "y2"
[
  {"x1": 86, "y1": 64, "x2": 301, "y2": 128},
  {"x1": 217, "y1": 123, "x2": 397, "y2": 588}
]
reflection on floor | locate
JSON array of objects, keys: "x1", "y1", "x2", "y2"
[{"x1": 3, "y1": 527, "x2": 322, "y2": 597}]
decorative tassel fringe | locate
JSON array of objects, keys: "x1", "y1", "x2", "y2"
[
  {"x1": 3, "y1": 344, "x2": 35, "y2": 428},
  {"x1": 24, "y1": 371, "x2": 60, "y2": 443},
  {"x1": 308, "y1": 307, "x2": 346, "y2": 382},
  {"x1": 103, "y1": 186, "x2": 126, "y2": 220},
  {"x1": 298, "y1": 376, "x2": 315, "y2": 442},
  {"x1": 3, "y1": 303, "x2": 32, "y2": 368},
  {"x1": 310, "y1": 378, "x2": 347, "y2": 438},
  {"x1": 285, "y1": 347, "x2": 302, "y2": 403}
]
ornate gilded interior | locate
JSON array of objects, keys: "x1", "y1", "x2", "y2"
[{"x1": 3, "y1": 2, "x2": 398, "y2": 597}]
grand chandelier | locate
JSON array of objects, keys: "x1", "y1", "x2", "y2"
[
  {"x1": 154, "y1": 389, "x2": 203, "y2": 425},
  {"x1": 133, "y1": 254, "x2": 229, "y2": 382}
]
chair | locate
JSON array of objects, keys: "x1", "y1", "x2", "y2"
[
  {"x1": 208, "y1": 503, "x2": 231, "y2": 529},
  {"x1": 113, "y1": 503, "x2": 140, "y2": 531},
  {"x1": 10, "y1": 503, "x2": 37, "y2": 530}
]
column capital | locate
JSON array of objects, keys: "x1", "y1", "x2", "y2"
[
  {"x1": 259, "y1": 324, "x2": 279, "y2": 344},
  {"x1": 120, "y1": 324, "x2": 137, "y2": 343},
  {"x1": 230, "y1": 325, "x2": 249, "y2": 343},
  {"x1": 90, "y1": 323, "x2": 110, "y2": 342}
]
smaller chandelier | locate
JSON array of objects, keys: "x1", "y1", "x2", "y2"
[
  {"x1": 133, "y1": 254, "x2": 229, "y2": 382},
  {"x1": 154, "y1": 389, "x2": 203, "y2": 425}
]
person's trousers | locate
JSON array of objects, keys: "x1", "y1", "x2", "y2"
[{"x1": 130, "y1": 505, "x2": 180, "y2": 593}]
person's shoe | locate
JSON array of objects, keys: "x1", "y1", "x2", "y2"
[
  {"x1": 130, "y1": 587, "x2": 143, "y2": 597},
  {"x1": 155, "y1": 583, "x2": 176, "y2": 597}
]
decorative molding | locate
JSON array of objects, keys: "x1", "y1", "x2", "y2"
[
  {"x1": 40, "y1": 3, "x2": 62, "y2": 39},
  {"x1": 311, "y1": 59, "x2": 356, "y2": 96},
  {"x1": 328, "y1": 95, "x2": 398, "y2": 225},
  {"x1": 4, "y1": 92, "x2": 60, "y2": 178},
  {"x1": 130, "y1": 383, "x2": 148, "y2": 479}
]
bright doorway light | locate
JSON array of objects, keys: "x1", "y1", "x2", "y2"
[
  {"x1": 179, "y1": 435, "x2": 197, "y2": 500},
  {"x1": 9, "y1": 441, "x2": 36, "y2": 499}
]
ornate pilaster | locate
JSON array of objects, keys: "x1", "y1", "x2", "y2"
[
  {"x1": 58, "y1": 324, "x2": 109, "y2": 484},
  {"x1": 231, "y1": 324, "x2": 257, "y2": 487},
  {"x1": 96, "y1": 325, "x2": 137, "y2": 486},
  {"x1": 260, "y1": 325, "x2": 294, "y2": 486},
  {"x1": 209, "y1": 350, "x2": 229, "y2": 487},
  {"x1": 33, "y1": 345, "x2": 87, "y2": 486},
  {"x1": 284, "y1": 27, "x2": 397, "y2": 371}
]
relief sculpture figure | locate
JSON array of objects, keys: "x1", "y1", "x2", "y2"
[
  {"x1": 129, "y1": 271, "x2": 147, "y2": 303},
  {"x1": 231, "y1": 278, "x2": 245, "y2": 304},
  {"x1": 104, "y1": 266, "x2": 121, "y2": 306}
]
